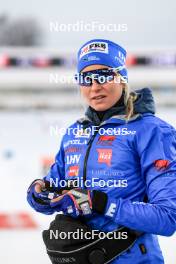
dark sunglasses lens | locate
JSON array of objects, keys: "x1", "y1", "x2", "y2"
[
  {"x1": 75, "y1": 69, "x2": 115, "y2": 86},
  {"x1": 82, "y1": 76, "x2": 92, "y2": 86},
  {"x1": 97, "y1": 74, "x2": 114, "y2": 84},
  {"x1": 74, "y1": 74, "x2": 92, "y2": 86}
]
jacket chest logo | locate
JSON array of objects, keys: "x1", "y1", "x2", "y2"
[
  {"x1": 66, "y1": 154, "x2": 81, "y2": 165},
  {"x1": 68, "y1": 165, "x2": 79, "y2": 177},
  {"x1": 96, "y1": 135, "x2": 116, "y2": 146},
  {"x1": 97, "y1": 149, "x2": 112, "y2": 166}
]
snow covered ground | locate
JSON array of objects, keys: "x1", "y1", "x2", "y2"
[{"x1": 0, "y1": 108, "x2": 175, "y2": 264}]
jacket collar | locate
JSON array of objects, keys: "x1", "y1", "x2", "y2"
[{"x1": 78, "y1": 87, "x2": 155, "y2": 126}]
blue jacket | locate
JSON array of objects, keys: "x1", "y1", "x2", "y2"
[{"x1": 36, "y1": 88, "x2": 176, "y2": 263}]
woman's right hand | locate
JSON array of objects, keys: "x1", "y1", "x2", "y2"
[
  {"x1": 34, "y1": 180, "x2": 46, "y2": 193},
  {"x1": 27, "y1": 179, "x2": 55, "y2": 214}
]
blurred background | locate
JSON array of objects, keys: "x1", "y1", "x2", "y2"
[{"x1": 0, "y1": 0, "x2": 176, "y2": 263}]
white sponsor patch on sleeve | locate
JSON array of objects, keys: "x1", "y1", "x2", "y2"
[
  {"x1": 105, "y1": 203, "x2": 117, "y2": 217},
  {"x1": 79, "y1": 42, "x2": 109, "y2": 59}
]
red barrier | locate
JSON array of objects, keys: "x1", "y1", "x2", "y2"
[
  {"x1": 0, "y1": 55, "x2": 10, "y2": 67},
  {"x1": 126, "y1": 55, "x2": 137, "y2": 66},
  {"x1": 0, "y1": 213, "x2": 38, "y2": 229}
]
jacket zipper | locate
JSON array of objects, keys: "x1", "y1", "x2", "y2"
[{"x1": 83, "y1": 129, "x2": 99, "y2": 188}]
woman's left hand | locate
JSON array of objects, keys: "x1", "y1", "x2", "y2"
[{"x1": 50, "y1": 189, "x2": 92, "y2": 217}]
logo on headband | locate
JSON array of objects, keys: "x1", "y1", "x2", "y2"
[
  {"x1": 79, "y1": 42, "x2": 109, "y2": 59},
  {"x1": 115, "y1": 51, "x2": 126, "y2": 65}
]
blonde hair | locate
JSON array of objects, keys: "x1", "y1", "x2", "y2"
[
  {"x1": 79, "y1": 73, "x2": 138, "y2": 121},
  {"x1": 120, "y1": 76, "x2": 138, "y2": 122}
]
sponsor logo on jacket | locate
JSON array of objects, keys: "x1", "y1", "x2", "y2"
[
  {"x1": 113, "y1": 128, "x2": 136, "y2": 135},
  {"x1": 65, "y1": 146, "x2": 83, "y2": 154},
  {"x1": 154, "y1": 159, "x2": 170, "y2": 170},
  {"x1": 97, "y1": 149, "x2": 112, "y2": 166},
  {"x1": 68, "y1": 165, "x2": 79, "y2": 177},
  {"x1": 75, "y1": 129, "x2": 90, "y2": 138},
  {"x1": 66, "y1": 154, "x2": 81, "y2": 165},
  {"x1": 64, "y1": 139, "x2": 88, "y2": 148},
  {"x1": 90, "y1": 169, "x2": 125, "y2": 177},
  {"x1": 97, "y1": 135, "x2": 116, "y2": 146}
]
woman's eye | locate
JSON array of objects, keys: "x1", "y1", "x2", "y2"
[
  {"x1": 83, "y1": 76, "x2": 92, "y2": 84},
  {"x1": 98, "y1": 76, "x2": 106, "y2": 83},
  {"x1": 86, "y1": 77, "x2": 92, "y2": 82},
  {"x1": 108, "y1": 75, "x2": 114, "y2": 81}
]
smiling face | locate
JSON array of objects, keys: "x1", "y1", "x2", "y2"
[{"x1": 80, "y1": 65, "x2": 123, "y2": 111}]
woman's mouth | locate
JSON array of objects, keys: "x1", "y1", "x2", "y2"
[{"x1": 91, "y1": 95, "x2": 106, "y2": 101}]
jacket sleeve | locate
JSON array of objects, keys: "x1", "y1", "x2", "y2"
[
  {"x1": 104, "y1": 121, "x2": 176, "y2": 236},
  {"x1": 43, "y1": 137, "x2": 65, "y2": 189}
]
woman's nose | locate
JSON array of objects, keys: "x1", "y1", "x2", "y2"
[{"x1": 91, "y1": 80, "x2": 102, "y2": 91}]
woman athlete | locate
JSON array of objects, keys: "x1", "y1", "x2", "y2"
[{"x1": 27, "y1": 39, "x2": 176, "y2": 263}]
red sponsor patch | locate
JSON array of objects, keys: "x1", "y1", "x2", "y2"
[
  {"x1": 68, "y1": 165, "x2": 79, "y2": 176},
  {"x1": 154, "y1": 159, "x2": 170, "y2": 170},
  {"x1": 65, "y1": 147, "x2": 82, "y2": 154},
  {"x1": 97, "y1": 135, "x2": 116, "y2": 146},
  {"x1": 97, "y1": 149, "x2": 112, "y2": 166}
]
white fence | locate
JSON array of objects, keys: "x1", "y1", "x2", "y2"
[{"x1": 0, "y1": 47, "x2": 176, "y2": 109}]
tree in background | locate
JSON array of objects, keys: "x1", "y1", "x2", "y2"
[{"x1": 0, "y1": 14, "x2": 42, "y2": 46}]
